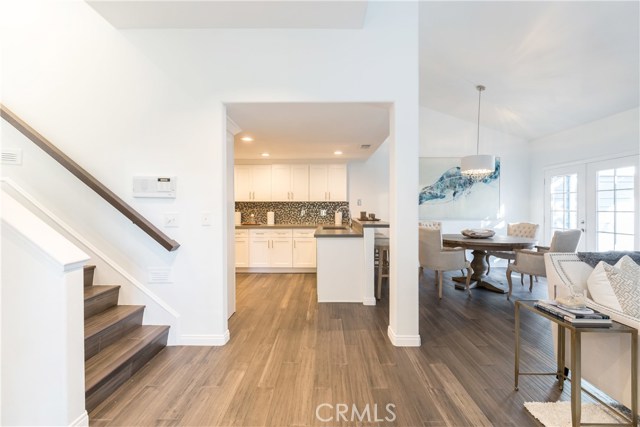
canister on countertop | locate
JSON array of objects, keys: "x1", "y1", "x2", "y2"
[
  {"x1": 267, "y1": 211, "x2": 275, "y2": 225},
  {"x1": 235, "y1": 211, "x2": 241, "y2": 225},
  {"x1": 334, "y1": 211, "x2": 342, "y2": 225}
]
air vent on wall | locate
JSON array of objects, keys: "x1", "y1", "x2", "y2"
[
  {"x1": 148, "y1": 267, "x2": 172, "y2": 284},
  {"x1": 360, "y1": 144, "x2": 371, "y2": 149},
  {"x1": 1, "y1": 148, "x2": 22, "y2": 165}
]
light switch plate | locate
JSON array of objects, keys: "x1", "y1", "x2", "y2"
[{"x1": 164, "y1": 213, "x2": 180, "y2": 227}]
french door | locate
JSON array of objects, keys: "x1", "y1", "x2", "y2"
[{"x1": 545, "y1": 155, "x2": 639, "y2": 251}]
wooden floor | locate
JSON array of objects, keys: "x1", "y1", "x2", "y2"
[{"x1": 90, "y1": 269, "x2": 572, "y2": 426}]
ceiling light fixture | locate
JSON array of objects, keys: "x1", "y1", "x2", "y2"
[
  {"x1": 334, "y1": 151, "x2": 343, "y2": 155},
  {"x1": 240, "y1": 136, "x2": 254, "y2": 142},
  {"x1": 261, "y1": 152, "x2": 269, "y2": 157},
  {"x1": 461, "y1": 85, "x2": 495, "y2": 181}
]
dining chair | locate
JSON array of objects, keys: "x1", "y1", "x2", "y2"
[
  {"x1": 486, "y1": 222, "x2": 539, "y2": 274},
  {"x1": 419, "y1": 226, "x2": 471, "y2": 299},
  {"x1": 506, "y1": 229, "x2": 582, "y2": 299}
]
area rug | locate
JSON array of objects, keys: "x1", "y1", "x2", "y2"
[{"x1": 524, "y1": 401, "x2": 624, "y2": 427}]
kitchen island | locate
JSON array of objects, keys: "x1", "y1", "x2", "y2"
[{"x1": 314, "y1": 219, "x2": 389, "y2": 305}]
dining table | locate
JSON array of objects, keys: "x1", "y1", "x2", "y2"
[{"x1": 442, "y1": 233, "x2": 537, "y2": 293}]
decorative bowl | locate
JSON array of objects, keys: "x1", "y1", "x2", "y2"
[{"x1": 461, "y1": 229, "x2": 495, "y2": 239}]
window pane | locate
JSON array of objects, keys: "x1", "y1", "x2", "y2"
[
  {"x1": 597, "y1": 232, "x2": 615, "y2": 251},
  {"x1": 597, "y1": 190, "x2": 615, "y2": 211},
  {"x1": 616, "y1": 189, "x2": 634, "y2": 211},
  {"x1": 568, "y1": 174, "x2": 578, "y2": 192},
  {"x1": 552, "y1": 212, "x2": 565, "y2": 229},
  {"x1": 616, "y1": 212, "x2": 634, "y2": 234},
  {"x1": 598, "y1": 212, "x2": 615, "y2": 232},
  {"x1": 615, "y1": 234, "x2": 635, "y2": 251},
  {"x1": 551, "y1": 193, "x2": 565, "y2": 210},
  {"x1": 597, "y1": 174, "x2": 615, "y2": 191},
  {"x1": 550, "y1": 176, "x2": 565, "y2": 193},
  {"x1": 616, "y1": 166, "x2": 635, "y2": 177},
  {"x1": 615, "y1": 175, "x2": 634, "y2": 190}
]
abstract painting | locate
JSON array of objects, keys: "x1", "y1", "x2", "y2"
[{"x1": 419, "y1": 157, "x2": 500, "y2": 220}]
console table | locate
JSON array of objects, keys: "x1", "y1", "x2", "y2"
[{"x1": 514, "y1": 300, "x2": 638, "y2": 427}]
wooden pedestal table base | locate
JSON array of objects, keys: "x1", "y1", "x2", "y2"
[{"x1": 442, "y1": 234, "x2": 537, "y2": 294}]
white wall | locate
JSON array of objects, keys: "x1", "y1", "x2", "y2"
[
  {"x1": 348, "y1": 139, "x2": 390, "y2": 222},
  {"x1": 419, "y1": 107, "x2": 532, "y2": 235},
  {"x1": 1, "y1": 192, "x2": 88, "y2": 426},
  {"x1": 1, "y1": 1, "x2": 420, "y2": 344},
  {"x1": 529, "y1": 107, "x2": 640, "y2": 244}
]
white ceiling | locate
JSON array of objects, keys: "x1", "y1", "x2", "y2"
[
  {"x1": 87, "y1": 1, "x2": 639, "y2": 151},
  {"x1": 86, "y1": 0, "x2": 367, "y2": 29},
  {"x1": 228, "y1": 103, "x2": 390, "y2": 160},
  {"x1": 420, "y1": 1, "x2": 640, "y2": 141}
]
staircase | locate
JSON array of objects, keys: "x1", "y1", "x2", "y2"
[{"x1": 83, "y1": 265, "x2": 169, "y2": 412}]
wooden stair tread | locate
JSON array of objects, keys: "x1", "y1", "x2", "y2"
[
  {"x1": 84, "y1": 285, "x2": 120, "y2": 301},
  {"x1": 85, "y1": 305, "x2": 145, "y2": 339},
  {"x1": 85, "y1": 325, "x2": 169, "y2": 391}
]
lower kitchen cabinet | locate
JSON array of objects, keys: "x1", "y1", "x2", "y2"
[
  {"x1": 235, "y1": 230, "x2": 249, "y2": 268},
  {"x1": 293, "y1": 229, "x2": 316, "y2": 268},
  {"x1": 249, "y1": 229, "x2": 293, "y2": 268},
  {"x1": 236, "y1": 228, "x2": 316, "y2": 271}
]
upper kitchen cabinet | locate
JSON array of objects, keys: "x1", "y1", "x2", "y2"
[
  {"x1": 309, "y1": 164, "x2": 347, "y2": 201},
  {"x1": 271, "y1": 164, "x2": 309, "y2": 201},
  {"x1": 234, "y1": 165, "x2": 272, "y2": 201}
]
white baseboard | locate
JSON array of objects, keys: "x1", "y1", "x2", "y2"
[
  {"x1": 236, "y1": 267, "x2": 316, "y2": 274},
  {"x1": 387, "y1": 325, "x2": 421, "y2": 347},
  {"x1": 362, "y1": 296, "x2": 377, "y2": 306},
  {"x1": 180, "y1": 330, "x2": 230, "y2": 346},
  {"x1": 69, "y1": 411, "x2": 89, "y2": 427}
]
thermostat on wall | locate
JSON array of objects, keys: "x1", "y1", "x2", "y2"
[{"x1": 133, "y1": 176, "x2": 177, "y2": 198}]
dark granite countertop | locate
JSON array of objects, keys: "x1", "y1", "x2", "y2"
[
  {"x1": 353, "y1": 219, "x2": 390, "y2": 228},
  {"x1": 314, "y1": 224, "x2": 363, "y2": 238},
  {"x1": 235, "y1": 223, "x2": 318, "y2": 229}
]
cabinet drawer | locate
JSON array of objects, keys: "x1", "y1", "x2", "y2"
[
  {"x1": 293, "y1": 229, "x2": 316, "y2": 238},
  {"x1": 267, "y1": 229, "x2": 293, "y2": 238},
  {"x1": 235, "y1": 229, "x2": 249, "y2": 238},
  {"x1": 249, "y1": 229, "x2": 270, "y2": 238}
]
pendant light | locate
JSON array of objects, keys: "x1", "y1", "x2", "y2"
[{"x1": 461, "y1": 85, "x2": 495, "y2": 180}]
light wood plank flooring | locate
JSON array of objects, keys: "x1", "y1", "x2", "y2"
[{"x1": 90, "y1": 269, "x2": 571, "y2": 426}]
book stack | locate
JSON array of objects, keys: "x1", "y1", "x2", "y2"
[{"x1": 533, "y1": 300, "x2": 612, "y2": 327}]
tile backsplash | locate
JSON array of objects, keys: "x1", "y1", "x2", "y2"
[{"x1": 235, "y1": 201, "x2": 350, "y2": 225}]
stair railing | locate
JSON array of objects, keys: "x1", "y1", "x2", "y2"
[{"x1": 1, "y1": 104, "x2": 180, "y2": 251}]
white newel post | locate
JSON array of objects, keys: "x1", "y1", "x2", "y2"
[{"x1": 1, "y1": 191, "x2": 89, "y2": 426}]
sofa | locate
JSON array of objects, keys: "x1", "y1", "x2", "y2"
[{"x1": 544, "y1": 252, "x2": 639, "y2": 410}]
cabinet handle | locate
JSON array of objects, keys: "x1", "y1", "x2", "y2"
[
  {"x1": 294, "y1": 241, "x2": 296, "y2": 248},
  {"x1": 328, "y1": 191, "x2": 331, "y2": 200}
]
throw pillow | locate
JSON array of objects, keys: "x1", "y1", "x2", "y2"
[
  {"x1": 578, "y1": 251, "x2": 640, "y2": 268},
  {"x1": 587, "y1": 258, "x2": 640, "y2": 318}
]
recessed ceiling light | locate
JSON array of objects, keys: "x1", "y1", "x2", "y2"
[
  {"x1": 261, "y1": 152, "x2": 270, "y2": 157},
  {"x1": 240, "y1": 136, "x2": 254, "y2": 142},
  {"x1": 334, "y1": 151, "x2": 343, "y2": 155}
]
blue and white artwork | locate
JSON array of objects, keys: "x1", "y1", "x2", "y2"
[{"x1": 419, "y1": 157, "x2": 500, "y2": 220}]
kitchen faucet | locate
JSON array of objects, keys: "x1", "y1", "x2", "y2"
[{"x1": 335, "y1": 205, "x2": 352, "y2": 227}]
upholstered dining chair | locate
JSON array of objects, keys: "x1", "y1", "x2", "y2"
[
  {"x1": 486, "y1": 222, "x2": 539, "y2": 274},
  {"x1": 419, "y1": 226, "x2": 471, "y2": 299},
  {"x1": 506, "y1": 229, "x2": 582, "y2": 299}
]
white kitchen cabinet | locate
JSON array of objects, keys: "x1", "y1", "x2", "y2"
[
  {"x1": 292, "y1": 229, "x2": 316, "y2": 268},
  {"x1": 234, "y1": 165, "x2": 272, "y2": 201},
  {"x1": 248, "y1": 229, "x2": 293, "y2": 268},
  {"x1": 234, "y1": 230, "x2": 249, "y2": 268},
  {"x1": 309, "y1": 164, "x2": 347, "y2": 201},
  {"x1": 271, "y1": 164, "x2": 309, "y2": 201}
]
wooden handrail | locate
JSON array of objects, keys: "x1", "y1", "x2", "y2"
[{"x1": 1, "y1": 104, "x2": 180, "y2": 252}]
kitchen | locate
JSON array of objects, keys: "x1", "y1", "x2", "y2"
[{"x1": 228, "y1": 102, "x2": 391, "y2": 311}]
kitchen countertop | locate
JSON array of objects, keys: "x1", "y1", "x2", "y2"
[
  {"x1": 235, "y1": 223, "x2": 318, "y2": 229},
  {"x1": 314, "y1": 225, "x2": 363, "y2": 238},
  {"x1": 353, "y1": 219, "x2": 389, "y2": 228}
]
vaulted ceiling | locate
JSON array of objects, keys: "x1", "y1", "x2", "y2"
[{"x1": 88, "y1": 1, "x2": 639, "y2": 152}]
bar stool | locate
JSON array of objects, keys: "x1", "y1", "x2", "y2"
[{"x1": 374, "y1": 237, "x2": 389, "y2": 299}]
